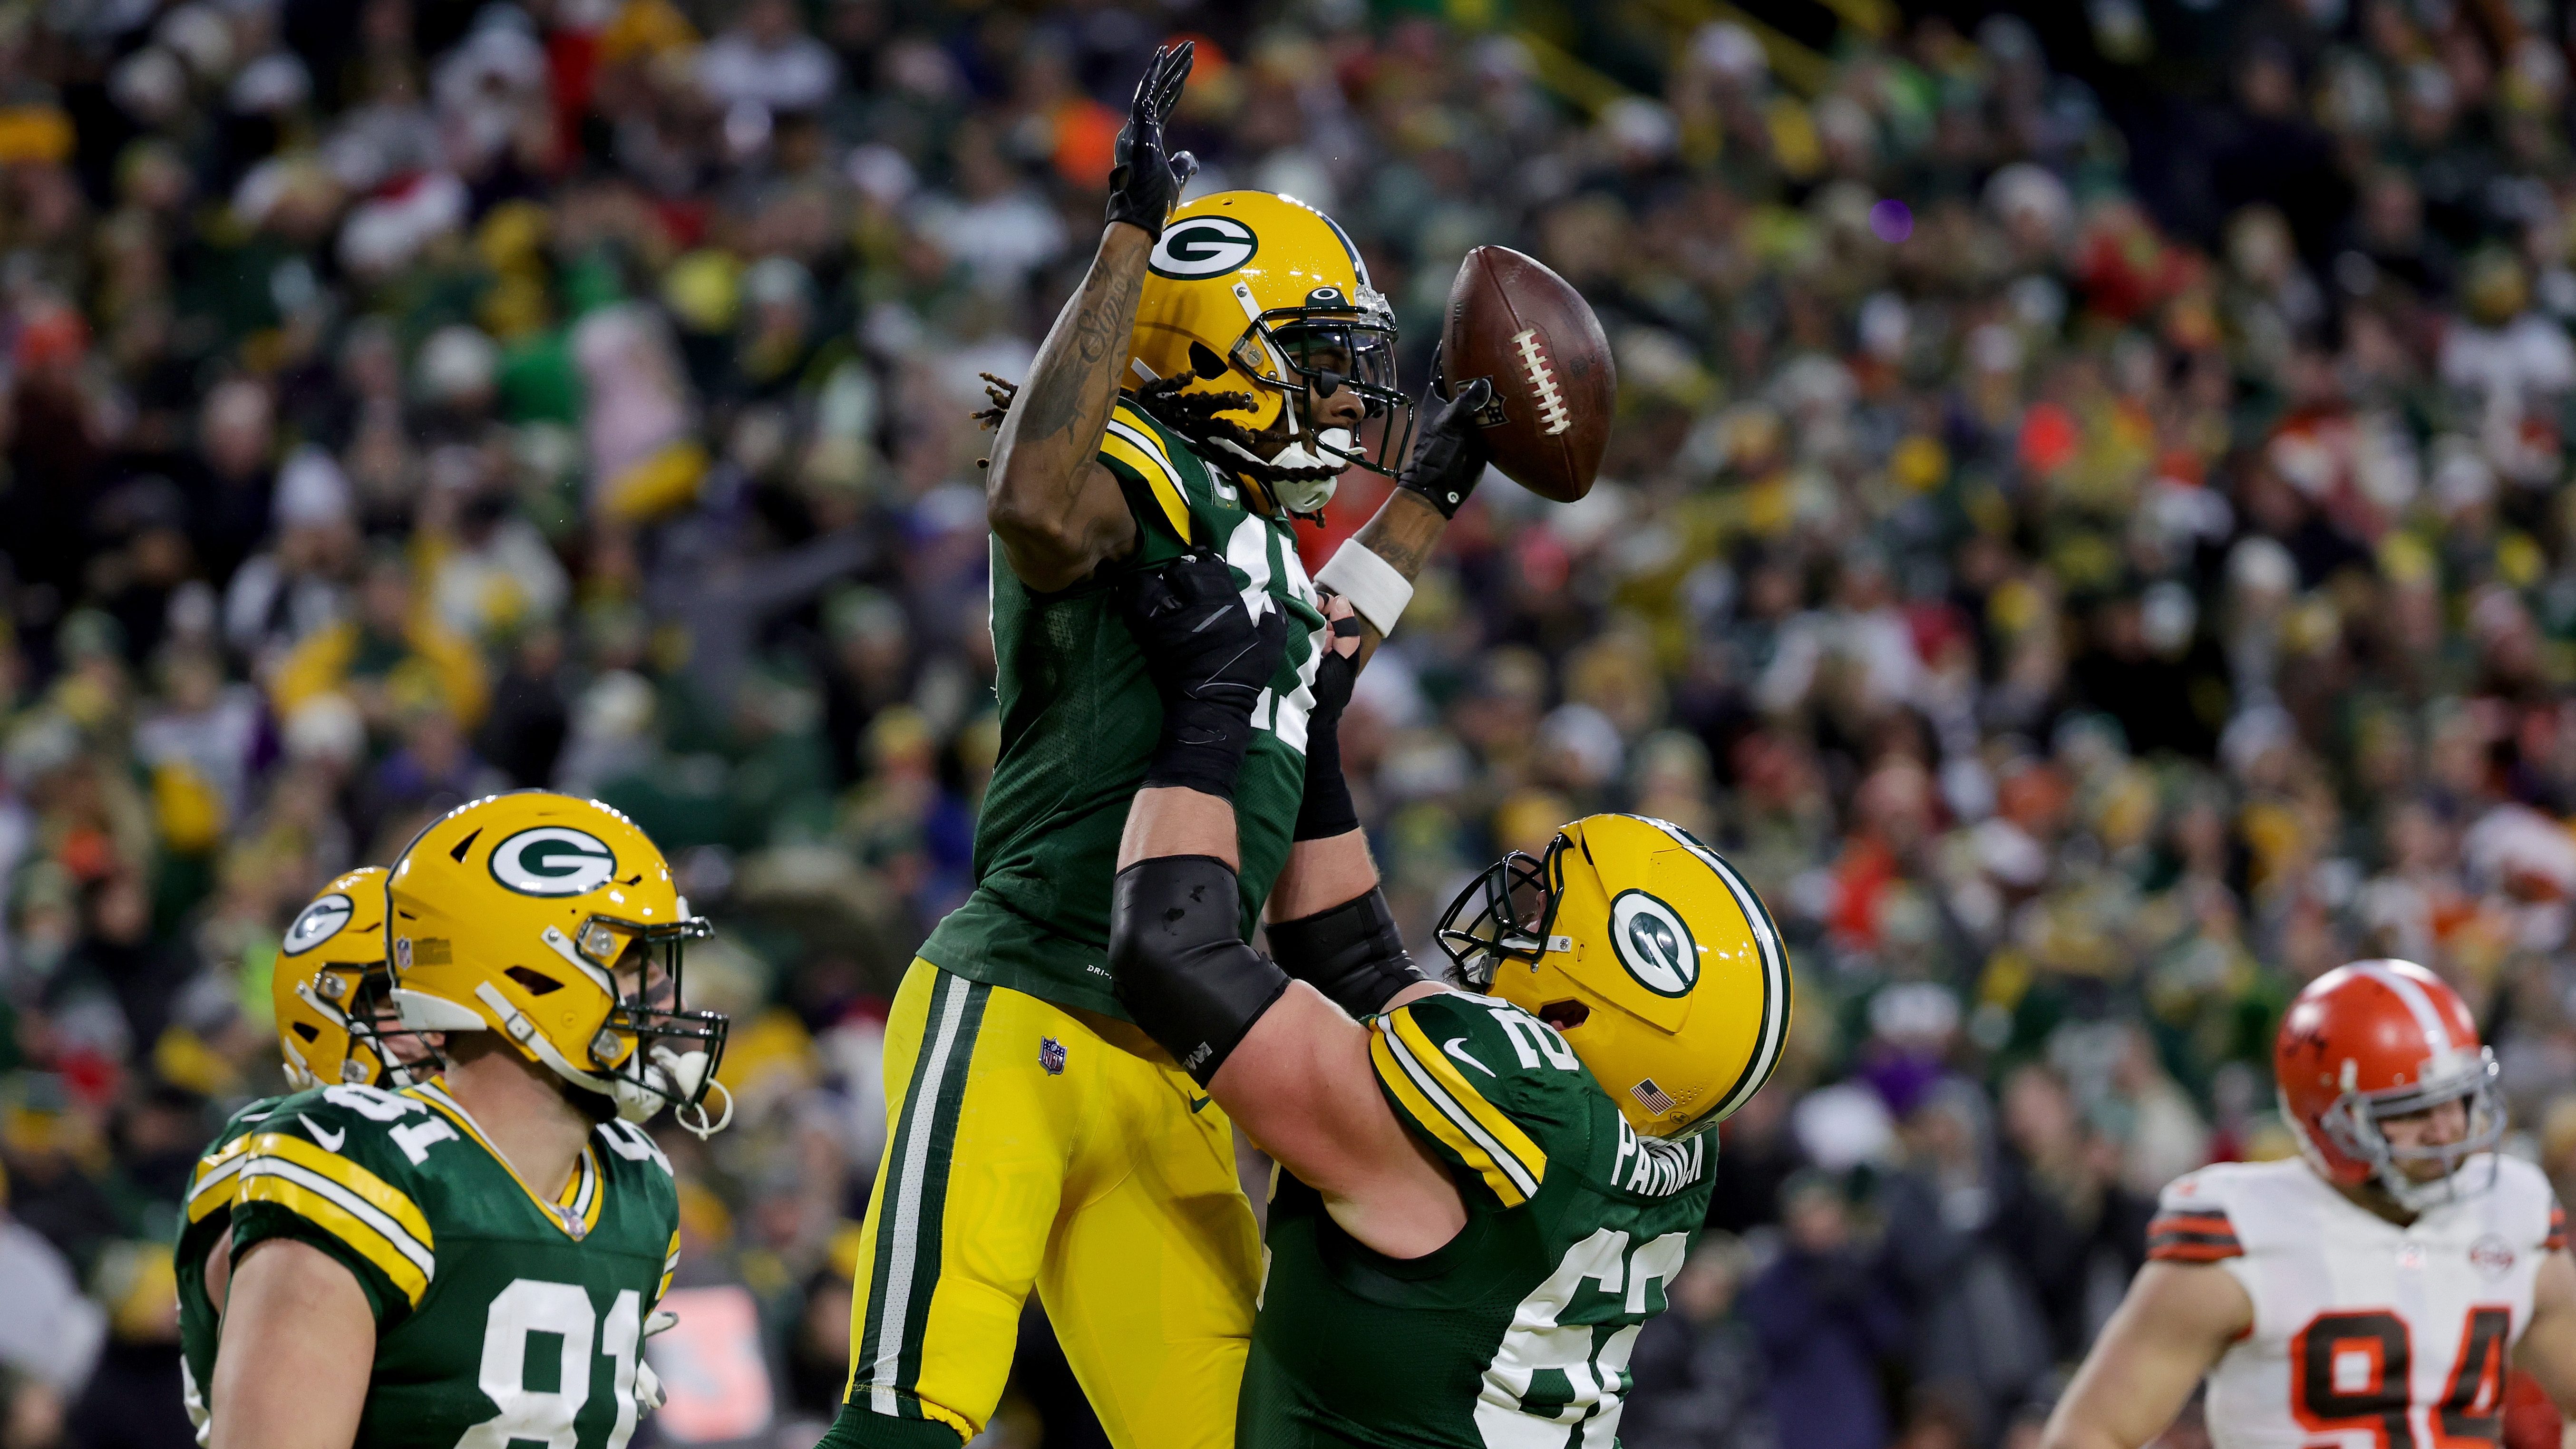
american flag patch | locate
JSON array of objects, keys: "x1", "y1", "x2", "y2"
[{"x1": 1631, "y1": 1079, "x2": 1677, "y2": 1114}]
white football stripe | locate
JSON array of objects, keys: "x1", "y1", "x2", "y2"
[{"x1": 868, "y1": 972, "x2": 975, "y2": 1413}]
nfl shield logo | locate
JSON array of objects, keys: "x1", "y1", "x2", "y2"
[{"x1": 1039, "y1": 1037, "x2": 1068, "y2": 1076}]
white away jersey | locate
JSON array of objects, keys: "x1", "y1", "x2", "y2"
[{"x1": 2153, "y1": 1155, "x2": 2565, "y2": 1449}]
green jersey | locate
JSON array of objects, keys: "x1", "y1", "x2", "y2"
[
  {"x1": 226, "y1": 1079, "x2": 681, "y2": 1449},
  {"x1": 1242, "y1": 992, "x2": 1715, "y2": 1449},
  {"x1": 921, "y1": 399, "x2": 1326, "y2": 1018},
  {"x1": 177, "y1": 1093, "x2": 287, "y2": 1442}
]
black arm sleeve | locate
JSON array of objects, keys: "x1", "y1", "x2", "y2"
[
  {"x1": 1108, "y1": 855, "x2": 1291, "y2": 1085},
  {"x1": 1264, "y1": 887, "x2": 1425, "y2": 1020}
]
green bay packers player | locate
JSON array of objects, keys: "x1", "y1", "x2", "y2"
[
  {"x1": 826, "y1": 39, "x2": 1495, "y2": 1449},
  {"x1": 180, "y1": 867, "x2": 428, "y2": 1441},
  {"x1": 207, "y1": 794, "x2": 727, "y2": 1449},
  {"x1": 1104, "y1": 553, "x2": 1794, "y2": 1446}
]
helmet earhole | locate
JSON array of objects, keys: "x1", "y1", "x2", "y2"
[
  {"x1": 1539, "y1": 1001, "x2": 1590, "y2": 1031},
  {"x1": 1189, "y1": 341, "x2": 1229, "y2": 380},
  {"x1": 505, "y1": 966, "x2": 564, "y2": 996}
]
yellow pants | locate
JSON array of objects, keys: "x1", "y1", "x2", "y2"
[{"x1": 826, "y1": 959, "x2": 1261, "y2": 1448}]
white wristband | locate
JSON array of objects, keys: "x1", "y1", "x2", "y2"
[{"x1": 1316, "y1": 538, "x2": 1415, "y2": 638}]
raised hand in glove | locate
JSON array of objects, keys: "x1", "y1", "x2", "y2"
[
  {"x1": 1120, "y1": 552, "x2": 1285, "y2": 800},
  {"x1": 1394, "y1": 346, "x2": 1495, "y2": 521},
  {"x1": 1107, "y1": 41, "x2": 1198, "y2": 238}
]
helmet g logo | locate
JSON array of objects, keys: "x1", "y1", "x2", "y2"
[
  {"x1": 489, "y1": 827, "x2": 618, "y2": 896},
  {"x1": 1609, "y1": 890, "x2": 1698, "y2": 997},
  {"x1": 284, "y1": 894, "x2": 354, "y2": 955},
  {"x1": 1150, "y1": 216, "x2": 1258, "y2": 279}
]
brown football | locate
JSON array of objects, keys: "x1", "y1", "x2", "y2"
[{"x1": 1439, "y1": 245, "x2": 1614, "y2": 503}]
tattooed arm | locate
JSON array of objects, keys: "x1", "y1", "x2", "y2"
[
  {"x1": 1342, "y1": 489, "x2": 1443, "y2": 668},
  {"x1": 985, "y1": 42, "x2": 1194, "y2": 593},
  {"x1": 985, "y1": 227, "x2": 1152, "y2": 592},
  {"x1": 1326, "y1": 373, "x2": 1494, "y2": 668}
]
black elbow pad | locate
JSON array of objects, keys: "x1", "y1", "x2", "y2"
[
  {"x1": 1264, "y1": 887, "x2": 1423, "y2": 1019},
  {"x1": 1108, "y1": 856, "x2": 1290, "y2": 1085}
]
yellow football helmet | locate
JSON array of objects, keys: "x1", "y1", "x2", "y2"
[
  {"x1": 386, "y1": 792, "x2": 730, "y2": 1132},
  {"x1": 274, "y1": 867, "x2": 402, "y2": 1089},
  {"x1": 1437, "y1": 815, "x2": 1794, "y2": 1138},
  {"x1": 1130, "y1": 190, "x2": 1414, "y2": 513}
]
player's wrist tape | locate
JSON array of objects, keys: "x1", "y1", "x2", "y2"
[
  {"x1": 1316, "y1": 541, "x2": 1412, "y2": 638},
  {"x1": 1109, "y1": 855, "x2": 1291, "y2": 1086},
  {"x1": 1265, "y1": 886, "x2": 1423, "y2": 1019}
]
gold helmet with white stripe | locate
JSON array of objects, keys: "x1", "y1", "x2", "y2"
[
  {"x1": 274, "y1": 867, "x2": 401, "y2": 1089},
  {"x1": 1128, "y1": 190, "x2": 1414, "y2": 515},
  {"x1": 1436, "y1": 814, "x2": 1794, "y2": 1138},
  {"x1": 387, "y1": 792, "x2": 731, "y2": 1133}
]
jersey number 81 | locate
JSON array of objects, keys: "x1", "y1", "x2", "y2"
[{"x1": 458, "y1": 1281, "x2": 645, "y2": 1449}]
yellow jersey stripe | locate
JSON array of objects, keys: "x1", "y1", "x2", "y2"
[
  {"x1": 245, "y1": 1133, "x2": 435, "y2": 1245},
  {"x1": 1386, "y1": 1012, "x2": 1548, "y2": 1189},
  {"x1": 187, "y1": 1137, "x2": 258, "y2": 1221},
  {"x1": 659, "y1": 1228, "x2": 680, "y2": 1301},
  {"x1": 1369, "y1": 1032, "x2": 1539, "y2": 1207},
  {"x1": 1109, "y1": 404, "x2": 1175, "y2": 469},
  {"x1": 1100, "y1": 430, "x2": 1191, "y2": 542},
  {"x1": 557, "y1": 1148, "x2": 602, "y2": 1234},
  {"x1": 236, "y1": 1160, "x2": 434, "y2": 1305}
]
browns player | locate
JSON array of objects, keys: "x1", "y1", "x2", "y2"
[{"x1": 2042, "y1": 959, "x2": 2576, "y2": 1449}]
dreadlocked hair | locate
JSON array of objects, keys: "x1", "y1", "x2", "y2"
[{"x1": 971, "y1": 371, "x2": 1342, "y2": 488}]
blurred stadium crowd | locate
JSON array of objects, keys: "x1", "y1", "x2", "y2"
[{"x1": 2, "y1": 0, "x2": 2576, "y2": 1443}]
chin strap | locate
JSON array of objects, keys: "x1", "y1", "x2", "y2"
[
  {"x1": 659, "y1": 1046, "x2": 733, "y2": 1139},
  {"x1": 458, "y1": 982, "x2": 730, "y2": 1133}
]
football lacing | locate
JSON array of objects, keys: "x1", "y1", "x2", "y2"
[{"x1": 1512, "y1": 328, "x2": 1571, "y2": 437}]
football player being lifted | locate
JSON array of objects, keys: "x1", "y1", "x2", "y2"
[
  {"x1": 207, "y1": 794, "x2": 728, "y2": 1449},
  {"x1": 823, "y1": 39, "x2": 1494, "y2": 1449},
  {"x1": 1102, "y1": 550, "x2": 1793, "y2": 1447},
  {"x1": 2043, "y1": 960, "x2": 2576, "y2": 1449},
  {"x1": 179, "y1": 867, "x2": 436, "y2": 1441}
]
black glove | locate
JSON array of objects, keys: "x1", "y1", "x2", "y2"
[
  {"x1": 1107, "y1": 41, "x2": 1198, "y2": 239},
  {"x1": 1394, "y1": 349, "x2": 1494, "y2": 520},
  {"x1": 1120, "y1": 552, "x2": 1285, "y2": 799},
  {"x1": 1293, "y1": 615, "x2": 1365, "y2": 840}
]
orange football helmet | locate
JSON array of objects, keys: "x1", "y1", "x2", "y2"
[{"x1": 2275, "y1": 959, "x2": 2502, "y2": 1211}]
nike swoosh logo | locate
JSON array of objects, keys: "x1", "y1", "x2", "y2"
[
  {"x1": 1444, "y1": 1038, "x2": 1496, "y2": 1077},
  {"x1": 307, "y1": 1122, "x2": 346, "y2": 1152},
  {"x1": 1189, "y1": 1094, "x2": 1214, "y2": 1114}
]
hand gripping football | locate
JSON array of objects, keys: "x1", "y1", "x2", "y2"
[{"x1": 1439, "y1": 245, "x2": 1614, "y2": 502}]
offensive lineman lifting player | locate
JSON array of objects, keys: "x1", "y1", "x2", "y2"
[
  {"x1": 2043, "y1": 959, "x2": 2576, "y2": 1449},
  {"x1": 1100, "y1": 536, "x2": 1793, "y2": 1441},
  {"x1": 822, "y1": 40, "x2": 1497, "y2": 1449}
]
